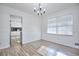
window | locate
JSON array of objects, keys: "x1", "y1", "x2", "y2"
[
  {"x1": 47, "y1": 15, "x2": 73, "y2": 35},
  {"x1": 47, "y1": 18, "x2": 56, "y2": 34}
]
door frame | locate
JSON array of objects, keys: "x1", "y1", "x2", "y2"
[{"x1": 9, "y1": 15, "x2": 23, "y2": 47}]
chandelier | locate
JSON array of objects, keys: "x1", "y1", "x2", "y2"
[{"x1": 34, "y1": 3, "x2": 46, "y2": 15}]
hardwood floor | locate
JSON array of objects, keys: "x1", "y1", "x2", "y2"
[{"x1": 0, "y1": 40, "x2": 79, "y2": 56}]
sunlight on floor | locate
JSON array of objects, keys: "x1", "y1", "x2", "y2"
[
  {"x1": 56, "y1": 52, "x2": 67, "y2": 56},
  {"x1": 37, "y1": 46, "x2": 67, "y2": 56}
]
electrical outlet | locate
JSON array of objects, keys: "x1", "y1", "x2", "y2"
[{"x1": 75, "y1": 43, "x2": 79, "y2": 46}]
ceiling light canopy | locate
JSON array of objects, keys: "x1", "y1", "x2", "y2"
[{"x1": 34, "y1": 3, "x2": 46, "y2": 15}]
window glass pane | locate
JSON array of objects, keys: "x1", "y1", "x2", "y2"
[
  {"x1": 57, "y1": 15, "x2": 73, "y2": 26},
  {"x1": 47, "y1": 27, "x2": 56, "y2": 34},
  {"x1": 57, "y1": 26, "x2": 72, "y2": 35},
  {"x1": 48, "y1": 18, "x2": 56, "y2": 25},
  {"x1": 47, "y1": 18, "x2": 56, "y2": 34},
  {"x1": 48, "y1": 23, "x2": 56, "y2": 27}
]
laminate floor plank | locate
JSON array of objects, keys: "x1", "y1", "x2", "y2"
[{"x1": 0, "y1": 40, "x2": 79, "y2": 56}]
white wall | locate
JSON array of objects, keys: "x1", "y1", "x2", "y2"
[
  {"x1": 0, "y1": 5, "x2": 41, "y2": 49},
  {"x1": 42, "y1": 6, "x2": 79, "y2": 49}
]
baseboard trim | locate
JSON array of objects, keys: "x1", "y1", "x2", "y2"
[{"x1": 41, "y1": 39, "x2": 79, "y2": 49}]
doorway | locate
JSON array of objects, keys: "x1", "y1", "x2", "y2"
[{"x1": 10, "y1": 15, "x2": 22, "y2": 47}]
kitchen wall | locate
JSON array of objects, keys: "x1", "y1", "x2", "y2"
[
  {"x1": 42, "y1": 5, "x2": 79, "y2": 49},
  {"x1": 0, "y1": 5, "x2": 41, "y2": 49}
]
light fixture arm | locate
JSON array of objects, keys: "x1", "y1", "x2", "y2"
[{"x1": 34, "y1": 3, "x2": 46, "y2": 15}]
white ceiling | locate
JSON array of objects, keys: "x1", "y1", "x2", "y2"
[{"x1": 0, "y1": 3, "x2": 79, "y2": 15}]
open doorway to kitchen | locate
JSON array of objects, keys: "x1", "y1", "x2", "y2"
[{"x1": 10, "y1": 15, "x2": 22, "y2": 47}]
